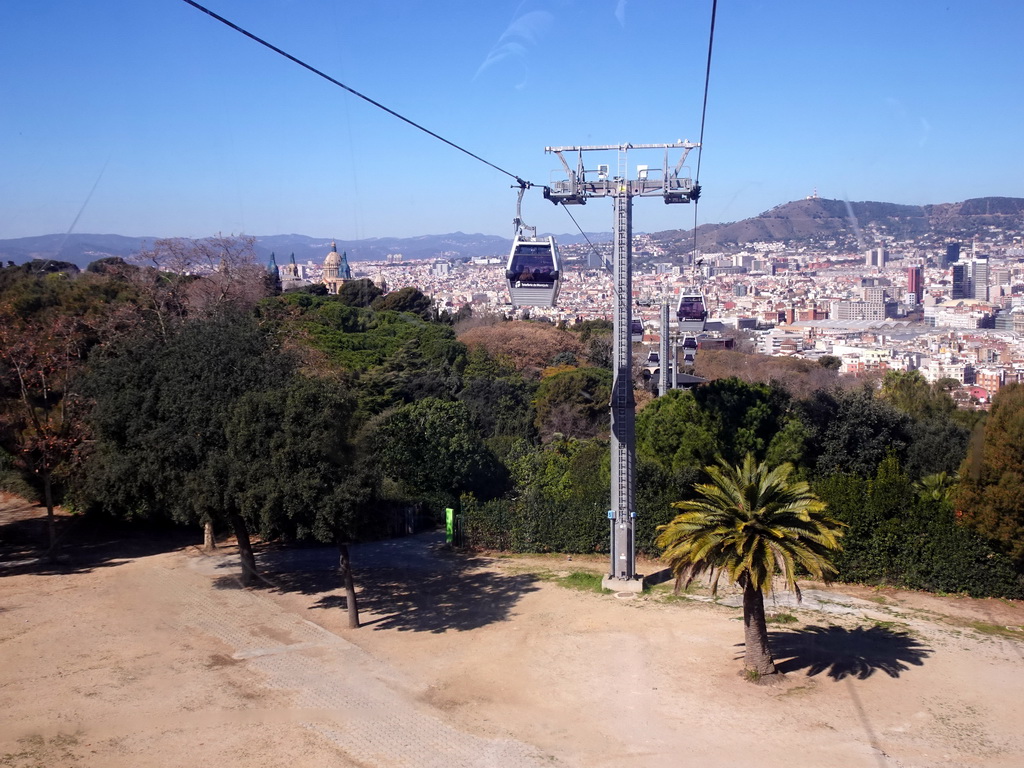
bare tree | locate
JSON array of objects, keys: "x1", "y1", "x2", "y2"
[
  {"x1": 0, "y1": 309, "x2": 88, "y2": 559},
  {"x1": 130, "y1": 235, "x2": 271, "y2": 326}
]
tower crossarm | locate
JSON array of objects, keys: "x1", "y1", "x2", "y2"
[{"x1": 544, "y1": 142, "x2": 700, "y2": 205}]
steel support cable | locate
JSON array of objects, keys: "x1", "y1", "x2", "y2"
[
  {"x1": 180, "y1": 0, "x2": 531, "y2": 186},
  {"x1": 558, "y1": 204, "x2": 621, "y2": 302},
  {"x1": 692, "y1": 0, "x2": 718, "y2": 261}
]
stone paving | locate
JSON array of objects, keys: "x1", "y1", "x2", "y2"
[{"x1": 150, "y1": 538, "x2": 557, "y2": 768}]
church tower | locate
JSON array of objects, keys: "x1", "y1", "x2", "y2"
[{"x1": 322, "y1": 241, "x2": 348, "y2": 295}]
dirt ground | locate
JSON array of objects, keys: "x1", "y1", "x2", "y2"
[{"x1": 2, "y1": 496, "x2": 1024, "y2": 768}]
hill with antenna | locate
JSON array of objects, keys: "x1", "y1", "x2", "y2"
[{"x1": 650, "y1": 196, "x2": 1024, "y2": 257}]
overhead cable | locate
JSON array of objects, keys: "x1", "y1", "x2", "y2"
[{"x1": 692, "y1": 0, "x2": 718, "y2": 261}]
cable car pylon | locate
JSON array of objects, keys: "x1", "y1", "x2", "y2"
[{"x1": 545, "y1": 142, "x2": 699, "y2": 591}]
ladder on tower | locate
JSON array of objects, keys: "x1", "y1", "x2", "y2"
[{"x1": 611, "y1": 169, "x2": 635, "y2": 579}]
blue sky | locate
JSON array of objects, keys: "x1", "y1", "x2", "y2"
[{"x1": 2, "y1": 1, "x2": 1021, "y2": 241}]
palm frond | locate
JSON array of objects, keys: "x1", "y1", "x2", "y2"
[{"x1": 657, "y1": 453, "x2": 844, "y2": 598}]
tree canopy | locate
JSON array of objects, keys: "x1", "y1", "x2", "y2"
[
  {"x1": 1, "y1": 258, "x2": 1015, "y2": 603},
  {"x1": 956, "y1": 383, "x2": 1024, "y2": 567}
]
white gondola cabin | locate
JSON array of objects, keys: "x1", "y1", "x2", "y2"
[
  {"x1": 676, "y1": 293, "x2": 708, "y2": 334},
  {"x1": 506, "y1": 234, "x2": 561, "y2": 307}
]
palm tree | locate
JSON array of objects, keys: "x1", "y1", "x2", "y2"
[
  {"x1": 914, "y1": 471, "x2": 959, "y2": 504},
  {"x1": 656, "y1": 454, "x2": 844, "y2": 677}
]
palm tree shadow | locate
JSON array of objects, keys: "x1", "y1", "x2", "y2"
[{"x1": 765, "y1": 625, "x2": 932, "y2": 680}]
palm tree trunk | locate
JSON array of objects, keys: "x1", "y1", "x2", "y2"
[
  {"x1": 229, "y1": 513, "x2": 258, "y2": 587},
  {"x1": 338, "y1": 543, "x2": 360, "y2": 629},
  {"x1": 742, "y1": 580, "x2": 777, "y2": 677}
]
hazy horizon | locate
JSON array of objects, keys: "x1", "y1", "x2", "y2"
[{"x1": 3, "y1": 2, "x2": 1021, "y2": 241}]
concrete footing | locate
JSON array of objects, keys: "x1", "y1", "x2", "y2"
[
  {"x1": 601, "y1": 567, "x2": 674, "y2": 594},
  {"x1": 602, "y1": 574, "x2": 645, "y2": 593}
]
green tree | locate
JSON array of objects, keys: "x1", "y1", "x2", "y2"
[
  {"x1": 370, "y1": 398, "x2": 501, "y2": 512},
  {"x1": 904, "y1": 416, "x2": 969, "y2": 479},
  {"x1": 227, "y1": 375, "x2": 374, "y2": 627},
  {"x1": 694, "y1": 378, "x2": 791, "y2": 465},
  {"x1": 463, "y1": 436, "x2": 611, "y2": 554},
  {"x1": 509, "y1": 436, "x2": 609, "y2": 552},
  {"x1": 880, "y1": 370, "x2": 956, "y2": 421},
  {"x1": 657, "y1": 455, "x2": 843, "y2": 677},
  {"x1": 338, "y1": 278, "x2": 383, "y2": 308},
  {"x1": 79, "y1": 311, "x2": 292, "y2": 583},
  {"x1": 457, "y1": 348, "x2": 536, "y2": 443},
  {"x1": 636, "y1": 380, "x2": 797, "y2": 473},
  {"x1": 956, "y1": 383, "x2": 1024, "y2": 567},
  {"x1": 532, "y1": 366, "x2": 612, "y2": 442},
  {"x1": 819, "y1": 456, "x2": 1022, "y2": 596},
  {"x1": 801, "y1": 386, "x2": 910, "y2": 477},
  {"x1": 371, "y1": 286, "x2": 434, "y2": 319},
  {"x1": 636, "y1": 389, "x2": 718, "y2": 472}
]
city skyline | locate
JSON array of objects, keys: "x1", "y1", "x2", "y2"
[{"x1": 2, "y1": 1, "x2": 1021, "y2": 242}]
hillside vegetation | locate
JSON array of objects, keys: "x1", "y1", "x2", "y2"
[{"x1": 1, "y1": 251, "x2": 1021, "y2": 600}]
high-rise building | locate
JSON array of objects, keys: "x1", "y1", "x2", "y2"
[
  {"x1": 864, "y1": 247, "x2": 888, "y2": 268},
  {"x1": 951, "y1": 263, "x2": 969, "y2": 300},
  {"x1": 970, "y1": 257, "x2": 990, "y2": 302},
  {"x1": 942, "y1": 242, "x2": 961, "y2": 268},
  {"x1": 907, "y1": 266, "x2": 923, "y2": 304}
]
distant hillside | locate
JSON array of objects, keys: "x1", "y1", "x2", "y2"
[
  {"x1": 4, "y1": 195, "x2": 1019, "y2": 269},
  {"x1": 651, "y1": 196, "x2": 1024, "y2": 257},
  {"x1": 0, "y1": 234, "x2": 150, "y2": 270},
  {"x1": 0, "y1": 231, "x2": 610, "y2": 270}
]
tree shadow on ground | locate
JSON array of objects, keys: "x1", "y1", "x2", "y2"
[
  {"x1": 243, "y1": 534, "x2": 541, "y2": 633},
  {"x1": 0, "y1": 502, "x2": 195, "y2": 576},
  {"x1": 765, "y1": 624, "x2": 932, "y2": 680}
]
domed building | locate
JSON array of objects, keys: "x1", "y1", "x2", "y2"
[{"x1": 322, "y1": 241, "x2": 351, "y2": 295}]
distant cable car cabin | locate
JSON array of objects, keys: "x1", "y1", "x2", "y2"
[
  {"x1": 630, "y1": 318, "x2": 644, "y2": 343},
  {"x1": 676, "y1": 293, "x2": 708, "y2": 334},
  {"x1": 681, "y1": 335, "x2": 698, "y2": 366}
]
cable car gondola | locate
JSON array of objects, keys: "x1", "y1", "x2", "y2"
[
  {"x1": 681, "y1": 335, "x2": 698, "y2": 367},
  {"x1": 630, "y1": 318, "x2": 644, "y2": 343},
  {"x1": 505, "y1": 183, "x2": 560, "y2": 307},
  {"x1": 676, "y1": 293, "x2": 708, "y2": 334},
  {"x1": 506, "y1": 234, "x2": 560, "y2": 307}
]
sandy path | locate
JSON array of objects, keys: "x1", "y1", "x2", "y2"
[
  {"x1": 2, "y1": 501, "x2": 1023, "y2": 767},
  {"x1": 268, "y1": 542, "x2": 1024, "y2": 768}
]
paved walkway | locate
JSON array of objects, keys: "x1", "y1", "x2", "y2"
[{"x1": 155, "y1": 536, "x2": 557, "y2": 768}]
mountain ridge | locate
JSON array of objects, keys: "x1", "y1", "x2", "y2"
[
  {"x1": 649, "y1": 196, "x2": 1024, "y2": 256},
  {"x1": 3, "y1": 196, "x2": 1020, "y2": 269}
]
